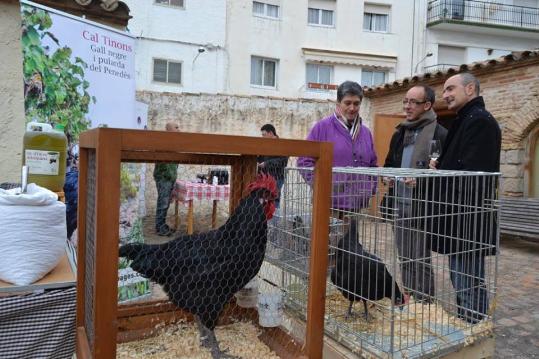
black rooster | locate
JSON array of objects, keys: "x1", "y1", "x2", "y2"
[
  {"x1": 119, "y1": 174, "x2": 278, "y2": 358},
  {"x1": 330, "y1": 218, "x2": 407, "y2": 321}
]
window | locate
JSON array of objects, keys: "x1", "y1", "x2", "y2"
[
  {"x1": 438, "y1": 45, "x2": 466, "y2": 66},
  {"x1": 363, "y1": 4, "x2": 390, "y2": 32},
  {"x1": 361, "y1": 69, "x2": 386, "y2": 87},
  {"x1": 153, "y1": 59, "x2": 182, "y2": 84},
  {"x1": 154, "y1": 0, "x2": 184, "y2": 7},
  {"x1": 308, "y1": 8, "x2": 334, "y2": 26},
  {"x1": 253, "y1": 1, "x2": 279, "y2": 19},
  {"x1": 363, "y1": 13, "x2": 388, "y2": 32},
  {"x1": 306, "y1": 63, "x2": 333, "y2": 90},
  {"x1": 251, "y1": 56, "x2": 277, "y2": 88}
]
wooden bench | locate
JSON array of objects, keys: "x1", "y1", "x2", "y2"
[{"x1": 499, "y1": 197, "x2": 539, "y2": 239}]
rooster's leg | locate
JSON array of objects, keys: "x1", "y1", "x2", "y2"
[
  {"x1": 195, "y1": 316, "x2": 239, "y2": 359},
  {"x1": 344, "y1": 301, "x2": 355, "y2": 320},
  {"x1": 363, "y1": 299, "x2": 369, "y2": 321}
]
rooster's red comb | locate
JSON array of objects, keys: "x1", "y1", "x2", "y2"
[{"x1": 246, "y1": 173, "x2": 278, "y2": 199}]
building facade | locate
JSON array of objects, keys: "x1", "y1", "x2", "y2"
[
  {"x1": 124, "y1": 0, "x2": 228, "y2": 94},
  {"x1": 416, "y1": 0, "x2": 539, "y2": 73},
  {"x1": 125, "y1": 0, "x2": 415, "y2": 98},
  {"x1": 124, "y1": 0, "x2": 538, "y2": 99},
  {"x1": 226, "y1": 0, "x2": 415, "y2": 99}
]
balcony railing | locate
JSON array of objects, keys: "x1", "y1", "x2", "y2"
[
  {"x1": 427, "y1": 0, "x2": 539, "y2": 30},
  {"x1": 423, "y1": 63, "x2": 461, "y2": 73}
]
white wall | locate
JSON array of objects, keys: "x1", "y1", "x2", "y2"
[
  {"x1": 424, "y1": 29, "x2": 539, "y2": 69},
  {"x1": 227, "y1": 0, "x2": 414, "y2": 99},
  {"x1": 124, "y1": 0, "x2": 227, "y2": 93}
]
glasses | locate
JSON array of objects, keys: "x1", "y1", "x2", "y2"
[{"x1": 402, "y1": 99, "x2": 427, "y2": 106}]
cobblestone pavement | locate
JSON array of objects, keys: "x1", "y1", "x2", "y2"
[{"x1": 494, "y1": 237, "x2": 539, "y2": 358}]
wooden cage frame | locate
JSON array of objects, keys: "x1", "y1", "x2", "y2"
[{"x1": 76, "y1": 128, "x2": 333, "y2": 359}]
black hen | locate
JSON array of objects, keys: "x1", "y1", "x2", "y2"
[
  {"x1": 330, "y1": 218, "x2": 406, "y2": 320},
  {"x1": 119, "y1": 174, "x2": 277, "y2": 358}
]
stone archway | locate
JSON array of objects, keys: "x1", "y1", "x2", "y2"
[
  {"x1": 500, "y1": 97, "x2": 539, "y2": 197},
  {"x1": 525, "y1": 120, "x2": 539, "y2": 198},
  {"x1": 503, "y1": 97, "x2": 539, "y2": 147}
]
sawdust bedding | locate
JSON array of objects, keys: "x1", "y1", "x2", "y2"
[
  {"x1": 325, "y1": 292, "x2": 494, "y2": 348},
  {"x1": 116, "y1": 321, "x2": 279, "y2": 359}
]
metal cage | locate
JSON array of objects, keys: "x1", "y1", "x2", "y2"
[
  {"x1": 75, "y1": 128, "x2": 333, "y2": 359},
  {"x1": 267, "y1": 166, "x2": 499, "y2": 358}
]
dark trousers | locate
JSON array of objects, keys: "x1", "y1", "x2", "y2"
[
  {"x1": 395, "y1": 202, "x2": 435, "y2": 301},
  {"x1": 449, "y1": 253, "x2": 489, "y2": 323},
  {"x1": 155, "y1": 178, "x2": 175, "y2": 232},
  {"x1": 275, "y1": 178, "x2": 284, "y2": 208}
]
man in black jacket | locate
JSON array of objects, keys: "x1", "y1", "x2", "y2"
[
  {"x1": 257, "y1": 124, "x2": 288, "y2": 208},
  {"x1": 384, "y1": 85, "x2": 447, "y2": 303},
  {"x1": 154, "y1": 122, "x2": 180, "y2": 236},
  {"x1": 430, "y1": 73, "x2": 501, "y2": 323}
]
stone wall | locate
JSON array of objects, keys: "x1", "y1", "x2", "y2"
[
  {"x1": 363, "y1": 59, "x2": 539, "y2": 197},
  {"x1": 136, "y1": 90, "x2": 336, "y2": 218},
  {"x1": 0, "y1": 0, "x2": 26, "y2": 183},
  {"x1": 137, "y1": 90, "x2": 336, "y2": 138}
]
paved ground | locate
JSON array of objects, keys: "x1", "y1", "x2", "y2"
[{"x1": 494, "y1": 237, "x2": 539, "y2": 358}]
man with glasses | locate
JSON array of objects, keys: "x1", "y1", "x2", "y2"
[{"x1": 383, "y1": 85, "x2": 447, "y2": 303}]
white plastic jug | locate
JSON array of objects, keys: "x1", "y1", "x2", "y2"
[{"x1": 258, "y1": 292, "x2": 283, "y2": 327}]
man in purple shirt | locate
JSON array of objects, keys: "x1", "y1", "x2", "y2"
[{"x1": 298, "y1": 81, "x2": 378, "y2": 214}]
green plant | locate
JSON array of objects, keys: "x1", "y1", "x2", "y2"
[
  {"x1": 118, "y1": 218, "x2": 149, "y2": 302},
  {"x1": 21, "y1": 5, "x2": 95, "y2": 142},
  {"x1": 120, "y1": 167, "x2": 138, "y2": 201},
  {"x1": 127, "y1": 218, "x2": 144, "y2": 244},
  {"x1": 118, "y1": 218, "x2": 144, "y2": 270},
  {"x1": 118, "y1": 280, "x2": 150, "y2": 302}
]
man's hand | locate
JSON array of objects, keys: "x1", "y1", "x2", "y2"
[
  {"x1": 404, "y1": 178, "x2": 416, "y2": 187},
  {"x1": 429, "y1": 159, "x2": 438, "y2": 170},
  {"x1": 258, "y1": 162, "x2": 266, "y2": 169},
  {"x1": 382, "y1": 177, "x2": 394, "y2": 187}
]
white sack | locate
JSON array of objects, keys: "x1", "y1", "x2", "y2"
[{"x1": 0, "y1": 184, "x2": 67, "y2": 285}]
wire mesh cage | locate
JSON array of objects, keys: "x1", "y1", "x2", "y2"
[
  {"x1": 75, "y1": 129, "x2": 333, "y2": 359},
  {"x1": 267, "y1": 166, "x2": 499, "y2": 358}
]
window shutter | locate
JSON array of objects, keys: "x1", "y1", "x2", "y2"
[
  {"x1": 263, "y1": 60, "x2": 276, "y2": 87},
  {"x1": 153, "y1": 59, "x2": 167, "y2": 82},
  {"x1": 168, "y1": 62, "x2": 182, "y2": 84}
]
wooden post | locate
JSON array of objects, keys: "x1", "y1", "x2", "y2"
[
  {"x1": 212, "y1": 200, "x2": 218, "y2": 229},
  {"x1": 76, "y1": 146, "x2": 89, "y2": 357},
  {"x1": 230, "y1": 158, "x2": 243, "y2": 214},
  {"x1": 242, "y1": 155, "x2": 258, "y2": 192},
  {"x1": 229, "y1": 155, "x2": 257, "y2": 213},
  {"x1": 92, "y1": 130, "x2": 121, "y2": 357},
  {"x1": 305, "y1": 142, "x2": 333, "y2": 359},
  {"x1": 174, "y1": 199, "x2": 180, "y2": 231},
  {"x1": 187, "y1": 200, "x2": 194, "y2": 234}
]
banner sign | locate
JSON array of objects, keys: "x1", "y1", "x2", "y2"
[{"x1": 20, "y1": 0, "x2": 136, "y2": 138}]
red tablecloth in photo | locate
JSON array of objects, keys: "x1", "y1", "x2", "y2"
[{"x1": 172, "y1": 180, "x2": 230, "y2": 234}]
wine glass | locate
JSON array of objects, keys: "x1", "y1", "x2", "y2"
[{"x1": 429, "y1": 140, "x2": 441, "y2": 162}]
